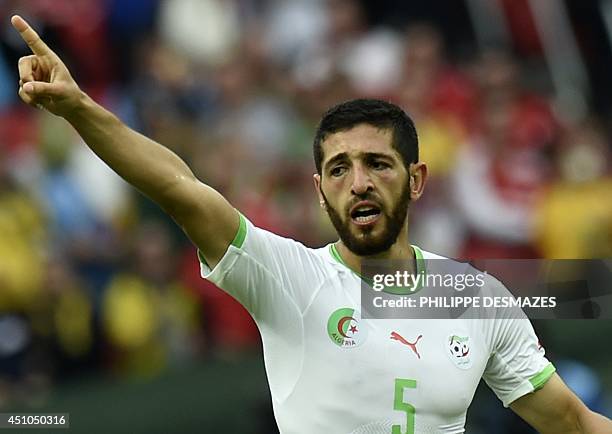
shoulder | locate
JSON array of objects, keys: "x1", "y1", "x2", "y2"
[{"x1": 239, "y1": 216, "x2": 346, "y2": 279}]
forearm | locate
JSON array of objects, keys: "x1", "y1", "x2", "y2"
[
  {"x1": 12, "y1": 14, "x2": 240, "y2": 264},
  {"x1": 64, "y1": 91, "x2": 197, "y2": 209}
]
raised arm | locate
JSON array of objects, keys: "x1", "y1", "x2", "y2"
[{"x1": 11, "y1": 15, "x2": 237, "y2": 267}]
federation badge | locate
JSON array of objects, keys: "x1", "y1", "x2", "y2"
[
  {"x1": 327, "y1": 308, "x2": 368, "y2": 348},
  {"x1": 447, "y1": 334, "x2": 472, "y2": 369}
]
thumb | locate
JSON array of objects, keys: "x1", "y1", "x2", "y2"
[{"x1": 23, "y1": 81, "x2": 62, "y2": 98}]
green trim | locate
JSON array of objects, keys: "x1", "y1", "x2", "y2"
[
  {"x1": 328, "y1": 243, "x2": 427, "y2": 295},
  {"x1": 330, "y1": 244, "x2": 346, "y2": 267},
  {"x1": 529, "y1": 363, "x2": 556, "y2": 391},
  {"x1": 413, "y1": 245, "x2": 424, "y2": 262},
  {"x1": 198, "y1": 212, "x2": 247, "y2": 266},
  {"x1": 232, "y1": 213, "x2": 247, "y2": 248}
]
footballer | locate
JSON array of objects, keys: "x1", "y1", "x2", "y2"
[{"x1": 11, "y1": 15, "x2": 612, "y2": 434}]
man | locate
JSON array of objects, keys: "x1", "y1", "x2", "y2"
[{"x1": 11, "y1": 15, "x2": 612, "y2": 434}]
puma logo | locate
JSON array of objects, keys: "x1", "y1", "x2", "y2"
[{"x1": 390, "y1": 331, "x2": 423, "y2": 359}]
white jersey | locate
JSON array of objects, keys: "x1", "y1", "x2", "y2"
[{"x1": 200, "y1": 215, "x2": 554, "y2": 434}]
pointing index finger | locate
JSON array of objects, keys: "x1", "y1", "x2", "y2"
[{"x1": 11, "y1": 15, "x2": 53, "y2": 56}]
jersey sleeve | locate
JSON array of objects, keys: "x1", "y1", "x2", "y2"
[
  {"x1": 481, "y1": 277, "x2": 556, "y2": 407},
  {"x1": 198, "y1": 213, "x2": 328, "y2": 323}
]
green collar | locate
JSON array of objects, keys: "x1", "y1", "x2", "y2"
[{"x1": 329, "y1": 243, "x2": 426, "y2": 295}]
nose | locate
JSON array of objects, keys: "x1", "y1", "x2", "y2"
[{"x1": 351, "y1": 165, "x2": 373, "y2": 196}]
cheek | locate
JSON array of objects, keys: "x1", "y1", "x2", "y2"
[
  {"x1": 323, "y1": 179, "x2": 348, "y2": 209},
  {"x1": 376, "y1": 172, "x2": 404, "y2": 195},
  {"x1": 378, "y1": 178, "x2": 409, "y2": 212},
  {"x1": 323, "y1": 177, "x2": 346, "y2": 196}
]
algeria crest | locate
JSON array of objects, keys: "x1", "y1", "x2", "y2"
[{"x1": 327, "y1": 308, "x2": 368, "y2": 348}]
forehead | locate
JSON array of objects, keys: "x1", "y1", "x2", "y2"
[{"x1": 321, "y1": 123, "x2": 398, "y2": 163}]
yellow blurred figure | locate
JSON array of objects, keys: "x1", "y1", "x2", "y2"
[
  {"x1": 0, "y1": 187, "x2": 46, "y2": 311},
  {"x1": 54, "y1": 287, "x2": 94, "y2": 358},
  {"x1": 536, "y1": 121, "x2": 612, "y2": 258},
  {"x1": 103, "y1": 274, "x2": 201, "y2": 377},
  {"x1": 537, "y1": 179, "x2": 612, "y2": 258},
  {"x1": 102, "y1": 221, "x2": 202, "y2": 377}
]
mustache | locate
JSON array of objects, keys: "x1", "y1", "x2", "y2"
[{"x1": 346, "y1": 194, "x2": 383, "y2": 213}]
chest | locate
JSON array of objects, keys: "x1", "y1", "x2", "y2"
[{"x1": 299, "y1": 280, "x2": 490, "y2": 416}]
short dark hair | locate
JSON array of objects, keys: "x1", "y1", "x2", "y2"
[{"x1": 313, "y1": 99, "x2": 419, "y2": 174}]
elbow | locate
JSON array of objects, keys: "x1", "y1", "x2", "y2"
[
  {"x1": 156, "y1": 176, "x2": 199, "y2": 217},
  {"x1": 542, "y1": 400, "x2": 588, "y2": 434},
  {"x1": 576, "y1": 408, "x2": 612, "y2": 434}
]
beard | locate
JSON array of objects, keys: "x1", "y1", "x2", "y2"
[{"x1": 322, "y1": 183, "x2": 411, "y2": 256}]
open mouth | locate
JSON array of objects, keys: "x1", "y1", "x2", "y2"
[{"x1": 350, "y1": 203, "x2": 382, "y2": 225}]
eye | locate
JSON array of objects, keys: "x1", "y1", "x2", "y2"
[
  {"x1": 371, "y1": 160, "x2": 390, "y2": 170},
  {"x1": 330, "y1": 166, "x2": 346, "y2": 177}
]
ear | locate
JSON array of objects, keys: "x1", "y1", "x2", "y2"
[
  {"x1": 313, "y1": 173, "x2": 326, "y2": 208},
  {"x1": 409, "y1": 162, "x2": 428, "y2": 201}
]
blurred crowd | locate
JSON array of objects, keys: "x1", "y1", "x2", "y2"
[{"x1": 0, "y1": 0, "x2": 611, "y2": 425}]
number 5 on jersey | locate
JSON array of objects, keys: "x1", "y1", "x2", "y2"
[{"x1": 393, "y1": 378, "x2": 416, "y2": 434}]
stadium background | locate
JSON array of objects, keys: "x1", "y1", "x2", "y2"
[{"x1": 0, "y1": 0, "x2": 611, "y2": 432}]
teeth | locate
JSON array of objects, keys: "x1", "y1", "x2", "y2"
[
  {"x1": 355, "y1": 214, "x2": 378, "y2": 223},
  {"x1": 357, "y1": 206, "x2": 374, "y2": 212}
]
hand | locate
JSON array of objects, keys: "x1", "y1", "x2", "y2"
[{"x1": 11, "y1": 15, "x2": 83, "y2": 117}]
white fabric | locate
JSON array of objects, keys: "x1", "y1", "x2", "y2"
[{"x1": 200, "y1": 217, "x2": 552, "y2": 433}]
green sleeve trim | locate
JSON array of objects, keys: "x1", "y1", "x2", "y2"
[
  {"x1": 197, "y1": 212, "x2": 247, "y2": 266},
  {"x1": 231, "y1": 212, "x2": 247, "y2": 248},
  {"x1": 529, "y1": 363, "x2": 556, "y2": 391}
]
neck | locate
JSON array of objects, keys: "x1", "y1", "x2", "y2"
[{"x1": 335, "y1": 226, "x2": 416, "y2": 275}]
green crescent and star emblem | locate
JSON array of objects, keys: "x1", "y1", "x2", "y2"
[{"x1": 327, "y1": 308, "x2": 368, "y2": 348}]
